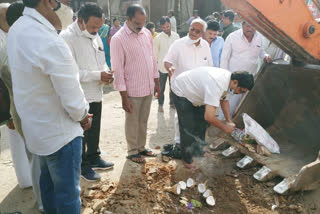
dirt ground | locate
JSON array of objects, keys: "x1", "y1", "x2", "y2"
[{"x1": 0, "y1": 85, "x2": 319, "y2": 214}]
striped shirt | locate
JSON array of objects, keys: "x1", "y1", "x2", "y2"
[{"x1": 110, "y1": 22, "x2": 158, "y2": 97}]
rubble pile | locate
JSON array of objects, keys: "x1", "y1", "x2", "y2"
[{"x1": 80, "y1": 160, "x2": 178, "y2": 214}]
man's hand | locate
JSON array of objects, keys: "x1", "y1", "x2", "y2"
[
  {"x1": 226, "y1": 120, "x2": 236, "y2": 128},
  {"x1": 264, "y1": 55, "x2": 272, "y2": 63},
  {"x1": 122, "y1": 96, "x2": 133, "y2": 113},
  {"x1": 154, "y1": 79, "x2": 160, "y2": 99},
  {"x1": 223, "y1": 124, "x2": 235, "y2": 134},
  {"x1": 101, "y1": 71, "x2": 114, "y2": 84},
  {"x1": 168, "y1": 66, "x2": 175, "y2": 77},
  {"x1": 80, "y1": 114, "x2": 93, "y2": 131},
  {"x1": 120, "y1": 91, "x2": 133, "y2": 113},
  {"x1": 6, "y1": 119, "x2": 15, "y2": 130}
]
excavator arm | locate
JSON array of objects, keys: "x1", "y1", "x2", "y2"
[{"x1": 221, "y1": 0, "x2": 320, "y2": 64}]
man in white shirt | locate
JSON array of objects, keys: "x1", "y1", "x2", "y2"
[
  {"x1": 220, "y1": 21, "x2": 272, "y2": 118},
  {"x1": 7, "y1": 0, "x2": 90, "y2": 213},
  {"x1": 171, "y1": 66, "x2": 254, "y2": 169},
  {"x1": 1, "y1": 2, "x2": 43, "y2": 211},
  {"x1": 168, "y1": 10, "x2": 177, "y2": 32},
  {"x1": 154, "y1": 16, "x2": 179, "y2": 112},
  {"x1": 61, "y1": 4, "x2": 114, "y2": 182},
  {"x1": 164, "y1": 18, "x2": 213, "y2": 146}
]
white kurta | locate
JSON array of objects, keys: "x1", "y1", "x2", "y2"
[{"x1": 220, "y1": 29, "x2": 268, "y2": 119}]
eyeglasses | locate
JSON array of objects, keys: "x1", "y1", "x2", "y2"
[{"x1": 189, "y1": 27, "x2": 201, "y2": 34}]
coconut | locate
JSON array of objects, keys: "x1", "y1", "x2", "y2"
[
  {"x1": 178, "y1": 181, "x2": 187, "y2": 190},
  {"x1": 164, "y1": 184, "x2": 181, "y2": 195},
  {"x1": 186, "y1": 178, "x2": 195, "y2": 188},
  {"x1": 179, "y1": 200, "x2": 188, "y2": 206},
  {"x1": 197, "y1": 183, "x2": 206, "y2": 193},
  {"x1": 206, "y1": 196, "x2": 215, "y2": 206},
  {"x1": 203, "y1": 189, "x2": 213, "y2": 198}
]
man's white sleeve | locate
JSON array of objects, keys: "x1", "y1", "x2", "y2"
[
  {"x1": 163, "y1": 41, "x2": 178, "y2": 65},
  {"x1": 42, "y1": 42, "x2": 89, "y2": 122},
  {"x1": 220, "y1": 36, "x2": 232, "y2": 70}
]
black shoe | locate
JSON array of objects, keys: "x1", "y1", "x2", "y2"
[
  {"x1": 90, "y1": 158, "x2": 114, "y2": 170},
  {"x1": 81, "y1": 168, "x2": 101, "y2": 182}
]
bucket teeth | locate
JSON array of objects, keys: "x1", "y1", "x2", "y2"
[
  {"x1": 222, "y1": 146, "x2": 239, "y2": 157},
  {"x1": 274, "y1": 178, "x2": 293, "y2": 195},
  {"x1": 253, "y1": 166, "x2": 273, "y2": 181},
  {"x1": 237, "y1": 156, "x2": 254, "y2": 169}
]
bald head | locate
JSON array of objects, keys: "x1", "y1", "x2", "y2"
[{"x1": 0, "y1": 3, "x2": 10, "y2": 32}]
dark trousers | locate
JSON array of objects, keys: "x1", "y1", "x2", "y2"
[
  {"x1": 159, "y1": 71, "x2": 174, "y2": 105},
  {"x1": 82, "y1": 102, "x2": 102, "y2": 172},
  {"x1": 173, "y1": 93, "x2": 209, "y2": 164}
]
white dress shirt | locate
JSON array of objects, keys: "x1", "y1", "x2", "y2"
[
  {"x1": 172, "y1": 66, "x2": 230, "y2": 107},
  {"x1": 163, "y1": 36, "x2": 213, "y2": 80},
  {"x1": 61, "y1": 22, "x2": 109, "y2": 103},
  {"x1": 7, "y1": 8, "x2": 88, "y2": 156},
  {"x1": 153, "y1": 31, "x2": 179, "y2": 73},
  {"x1": 220, "y1": 29, "x2": 268, "y2": 75},
  {"x1": 170, "y1": 16, "x2": 177, "y2": 32}
]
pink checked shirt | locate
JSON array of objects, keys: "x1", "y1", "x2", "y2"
[{"x1": 110, "y1": 22, "x2": 158, "y2": 97}]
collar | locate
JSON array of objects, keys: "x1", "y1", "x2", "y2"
[
  {"x1": 124, "y1": 21, "x2": 144, "y2": 35},
  {"x1": 161, "y1": 31, "x2": 172, "y2": 38},
  {"x1": 23, "y1": 7, "x2": 56, "y2": 32},
  {"x1": 72, "y1": 21, "x2": 83, "y2": 37},
  {"x1": 240, "y1": 29, "x2": 257, "y2": 42}
]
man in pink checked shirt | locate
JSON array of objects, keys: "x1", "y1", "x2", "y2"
[{"x1": 110, "y1": 4, "x2": 160, "y2": 164}]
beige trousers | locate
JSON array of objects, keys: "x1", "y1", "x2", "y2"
[{"x1": 125, "y1": 95, "x2": 152, "y2": 155}]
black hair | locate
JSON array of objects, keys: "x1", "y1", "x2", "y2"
[
  {"x1": 168, "y1": 10, "x2": 174, "y2": 16},
  {"x1": 159, "y1": 16, "x2": 170, "y2": 25},
  {"x1": 231, "y1": 71, "x2": 254, "y2": 90},
  {"x1": 146, "y1": 22, "x2": 155, "y2": 30},
  {"x1": 126, "y1": 4, "x2": 145, "y2": 20},
  {"x1": 113, "y1": 17, "x2": 119, "y2": 22},
  {"x1": 6, "y1": 1, "x2": 25, "y2": 26},
  {"x1": 206, "y1": 20, "x2": 220, "y2": 31},
  {"x1": 212, "y1": 12, "x2": 220, "y2": 19},
  {"x1": 78, "y1": 4, "x2": 103, "y2": 23},
  {"x1": 223, "y1": 10, "x2": 235, "y2": 22},
  {"x1": 22, "y1": 0, "x2": 39, "y2": 8}
]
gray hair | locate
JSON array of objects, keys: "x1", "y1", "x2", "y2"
[{"x1": 191, "y1": 18, "x2": 207, "y2": 32}]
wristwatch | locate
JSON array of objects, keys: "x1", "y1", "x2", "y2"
[{"x1": 53, "y1": 0, "x2": 61, "y2": 11}]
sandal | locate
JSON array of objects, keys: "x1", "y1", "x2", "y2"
[
  {"x1": 139, "y1": 149, "x2": 157, "y2": 157},
  {"x1": 126, "y1": 154, "x2": 145, "y2": 163}
]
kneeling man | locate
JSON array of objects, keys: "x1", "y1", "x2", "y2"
[{"x1": 171, "y1": 66, "x2": 254, "y2": 169}]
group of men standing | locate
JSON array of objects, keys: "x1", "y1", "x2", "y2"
[{"x1": 0, "y1": 1, "x2": 282, "y2": 213}]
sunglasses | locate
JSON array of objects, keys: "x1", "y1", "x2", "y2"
[{"x1": 189, "y1": 27, "x2": 201, "y2": 34}]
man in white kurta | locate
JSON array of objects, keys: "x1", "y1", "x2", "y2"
[
  {"x1": 61, "y1": 4, "x2": 114, "y2": 182},
  {"x1": 220, "y1": 21, "x2": 271, "y2": 118}
]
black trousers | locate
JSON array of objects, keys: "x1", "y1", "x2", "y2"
[
  {"x1": 82, "y1": 102, "x2": 102, "y2": 172},
  {"x1": 158, "y1": 71, "x2": 174, "y2": 105},
  {"x1": 173, "y1": 93, "x2": 209, "y2": 164}
]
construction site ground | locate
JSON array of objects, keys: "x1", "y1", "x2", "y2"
[{"x1": 0, "y1": 85, "x2": 319, "y2": 214}]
